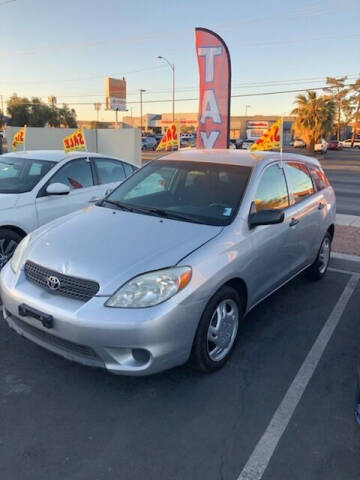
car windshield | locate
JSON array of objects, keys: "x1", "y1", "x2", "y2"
[
  {"x1": 0, "y1": 156, "x2": 56, "y2": 194},
  {"x1": 102, "y1": 160, "x2": 252, "y2": 226}
]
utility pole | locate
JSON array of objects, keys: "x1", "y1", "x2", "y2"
[
  {"x1": 93, "y1": 103, "x2": 101, "y2": 122},
  {"x1": 140, "y1": 89, "x2": 146, "y2": 133},
  {"x1": 245, "y1": 104, "x2": 251, "y2": 116}
]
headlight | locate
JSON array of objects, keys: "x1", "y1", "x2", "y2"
[
  {"x1": 105, "y1": 267, "x2": 192, "y2": 308},
  {"x1": 10, "y1": 234, "x2": 31, "y2": 274}
]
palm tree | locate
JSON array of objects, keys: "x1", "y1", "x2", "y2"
[
  {"x1": 350, "y1": 78, "x2": 360, "y2": 146},
  {"x1": 323, "y1": 76, "x2": 348, "y2": 141},
  {"x1": 291, "y1": 91, "x2": 335, "y2": 152}
]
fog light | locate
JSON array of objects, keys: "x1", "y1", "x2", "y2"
[{"x1": 132, "y1": 348, "x2": 151, "y2": 365}]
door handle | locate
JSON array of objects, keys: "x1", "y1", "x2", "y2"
[
  {"x1": 318, "y1": 202, "x2": 325, "y2": 210},
  {"x1": 289, "y1": 218, "x2": 299, "y2": 227}
]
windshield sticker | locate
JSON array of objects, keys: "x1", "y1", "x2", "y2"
[{"x1": 223, "y1": 208, "x2": 232, "y2": 216}]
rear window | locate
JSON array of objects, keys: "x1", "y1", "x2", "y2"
[
  {"x1": 309, "y1": 166, "x2": 330, "y2": 191},
  {"x1": 285, "y1": 162, "x2": 314, "y2": 203}
]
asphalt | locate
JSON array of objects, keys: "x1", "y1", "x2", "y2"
[
  {"x1": 1, "y1": 257, "x2": 359, "y2": 480},
  {"x1": 319, "y1": 150, "x2": 360, "y2": 216}
]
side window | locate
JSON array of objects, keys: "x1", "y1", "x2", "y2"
[
  {"x1": 285, "y1": 162, "x2": 314, "y2": 203},
  {"x1": 254, "y1": 164, "x2": 289, "y2": 212},
  {"x1": 309, "y1": 166, "x2": 330, "y2": 191},
  {"x1": 94, "y1": 158, "x2": 126, "y2": 184},
  {"x1": 49, "y1": 159, "x2": 93, "y2": 190},
  {"x1": 123, "y1": 162, "x2": 136, "y2": 177}
]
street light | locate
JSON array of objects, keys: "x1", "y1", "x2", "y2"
[
  {"x1": 157, "y1": 56, "x2": 175, "y2": 122},
  {"x1": 245, "y1": 105, "x2": 251, "y2": 116},
  {"x1": 139, "y1": 89, "x2": 146, "y2": 133}
]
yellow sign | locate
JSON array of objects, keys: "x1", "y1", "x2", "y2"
[
  {"x1": 12, "y1": 126, "x2": 26, "y2": 151},
  {"x1": 156, "y1": 123, "x2": 179, "y2": 151},
  {"x1": 62, "y1": 129, "x2": 87, "y2": 153},
  {"x1": 250, "y1": 119, "x2": 282, "y2": 152}
]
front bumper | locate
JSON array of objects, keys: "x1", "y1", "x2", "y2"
[{"x1": 0, "y1": 263, "x2": 204, "y2": 375}]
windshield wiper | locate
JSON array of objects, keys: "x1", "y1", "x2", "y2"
[
  {"x1": 100, "y1": 199, "x2": 135, "y2": 212},
  {"x1": 145, "y1": 208, "x2": 207, "y2": 224}
]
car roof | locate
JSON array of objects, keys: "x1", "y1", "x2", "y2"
[
  {"x1": 159, "y1": 149, "x2": 321, "y2": 168},
  {"x1": 1, "y1": 150, "x2": 129, "y2": 164}
]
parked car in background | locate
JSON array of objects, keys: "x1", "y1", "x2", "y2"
[
  {"x1": 141, "y1": 136, "x2": 157, "y2": 151},
  {"x1": 180, "y1": 137, "x2": 195, "y2": 148},
  {"x1": 294, "y1": 139, "x2": 306, "y2": 148},
  {"x1": 235, "y1": 138, "x2": 243, "y2": 149},
  {"x1": 0, "y1": 150, "x2": 137, "y2": 270},
  {"x1": 327, "y1": 140, "x2": 342, "y2": 150},
  {"x1": 0, "y1": 150, "x2": 335, "y2": 376},
  {"x1": 229, "y1": 139, "x2": 237, "y2": 149},
  {"x1": 341, "y1": 139, "x2": 360, "y2": 149},
  {"x1": 314, "y1": 139, "x2": 328, "y2": 154},
  {"x1": 242, "y1": 139, "x2": 254, "y2": 150}
]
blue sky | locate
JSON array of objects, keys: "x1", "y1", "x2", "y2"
[{"x1": 1, "y1": 0, "x2": 359, "y2": 121}]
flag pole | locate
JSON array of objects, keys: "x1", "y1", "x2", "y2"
[{"x1": 23, "y1": 125, "x2": 27, "y2": 151}]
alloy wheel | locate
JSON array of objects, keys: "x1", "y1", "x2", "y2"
[
  {"x1": 318, "y1": 237, "x2": 330, "y2": 274},
  {"x1": 207, "y1": 299, "x2": 239, "y2": 362}
]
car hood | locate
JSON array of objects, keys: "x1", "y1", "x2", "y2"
[
  {"x1": 0, "y1": 193, "x2": 20, "y2": 209},
  {"x1": 25, "y1": 205, "x2": 222, "y2": 295}
]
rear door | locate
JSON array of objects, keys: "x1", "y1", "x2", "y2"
[
  {"x1": 35, "y1": 157, "x2": 97, "y2": 227},
  {"x1": 283, "y1": 161, "x2": 322, "y2": 273},
  {"x1": 91, "y1": 157, "x2": 128, "y2": 201}
]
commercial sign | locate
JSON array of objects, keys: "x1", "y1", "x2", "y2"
[
  {"x1": 62, "y1": 128, "x2": 87, "y2": 154},
  {"x1": 156, "y1": 123, "x2": 179, "y2": 151},
  {"x1": 195, "y1": 28, "x2": 231, "y2": 149},
  {"x1": 12, "y1": 126, "x2": 26, "y2": 151},
  {"x1": 105, "y1": 77, "x2": 127, "y2": 111},
  {"x1": 250, "y1": 119, "x2": 282, "y2": 151}
]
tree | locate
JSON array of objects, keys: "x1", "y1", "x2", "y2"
[
  {"x1": 349, "y1": 77, "x2": 360, "y2": 145},
  {"x1": 6, "y1": 94, "x2": 78, "y2": 128},
  {"x1": 7, "y1": 94, "x2": 30, "y2": 126},
  {"x1": 58, "y1": 104, "x2": 77, "y2": 128},
  {"x1": 323, "y1": 76, "x2": 349, "y2": 140},
  {"x1": 291, "y1": 91, "x2": 335, "y2": 151}
]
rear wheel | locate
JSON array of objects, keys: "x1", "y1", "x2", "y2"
[
  {"x1": 0, "y1": 229, "x2": 22, "y2": 271},
  {"x1": 190, "y1": 286, "x2": 243, "y2": 372},
  {"x1": 306, "y1": 232, "x2": 332, "y2": 280}
]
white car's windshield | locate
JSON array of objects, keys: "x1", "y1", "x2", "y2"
[
  {"x1": 102, "y1": 160, "x2": 252, "y2": 226},
  {"x1": 0, "y1": 156, "x2": 56, "y2": 194}
]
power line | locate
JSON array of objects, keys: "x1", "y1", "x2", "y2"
[{"x1": 5, "y1": 83, "x2": 356, "y2": 107}]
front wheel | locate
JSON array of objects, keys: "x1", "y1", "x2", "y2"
[
  {"x1": 306, "y1": 232, "x2": 332, "y2": 280},
  {"x1": 0, "y1": 228, "x2": 22, "y2": 271},
  {"x1": 190, "y1": 286, "x2": 243, "y2": 372}
]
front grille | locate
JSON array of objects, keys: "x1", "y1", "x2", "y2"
[
  {"x1": 24, "y1": 261, "x2": 100, "y2": 302},
  {"x1": 9, "y1": 312, "x2": 102, "y2": 363}
]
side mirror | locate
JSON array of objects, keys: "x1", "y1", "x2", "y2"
[
  {"x1": 249, "y1": 209, "x2": 285, "y2": 229},
  {"x1": 46, "y1": 182, "x2": 70, "y2": 196}
]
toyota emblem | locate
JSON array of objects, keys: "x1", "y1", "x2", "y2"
[{"x1": 46, "y1": 275, "x2": 61, "y2": 291}]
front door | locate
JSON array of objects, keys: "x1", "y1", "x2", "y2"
[
  {"x1": 246, "y1": 163, "x2": 293, "y2": 305},
  {"x1": 35, "y1": 157, "x2": 97, "y2": 227}
]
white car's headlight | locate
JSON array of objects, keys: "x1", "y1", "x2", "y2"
[
  {"x1": 10, "y1": 234, "x2": 31, "y2": 274},
  {"x1": 105, "y1": 267, "x2": 192, "y2": 308}
]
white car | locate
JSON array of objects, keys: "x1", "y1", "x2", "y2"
[
  {"x1": 0, "y1": 150, "x2": 137, "y2": 270},
  {"x1": 242, "y1": 139, "x2": 255, "y2": 150},
  {"x1": 314, "y1": 139, "x2": 328, "y2": 154},
  {"x1": 293, "y1": 139, "x2": 306, "y2": 148},
  {"x1": 341, "y1": 139, "x2": 360, "y2": 149}
]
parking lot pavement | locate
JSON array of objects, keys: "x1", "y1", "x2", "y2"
[{"x1": 1, "y1": 259, "x2": 359, "y2": 480}]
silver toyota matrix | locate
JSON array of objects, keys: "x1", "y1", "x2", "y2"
[{"x1": 0, "y1": 150, "x2": 336, "y2": 375}]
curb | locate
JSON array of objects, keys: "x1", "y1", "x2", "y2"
[
  {"x1": 331, "y1": 252, "x2": 360, "y2": 263},
  {"x1": 336, "y1": 214, "x2": 360, "y2": 228}
]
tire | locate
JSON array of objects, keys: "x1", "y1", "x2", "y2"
[
  {"x1": 306, "y1": 232, "x2": 332, "y2": 281},
  {"x1": 0, "y1": 228, "x2": 23, "y2": 271},
  {"x1": 190, "y1": 286, "x2": 244, "y2": 372}
]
